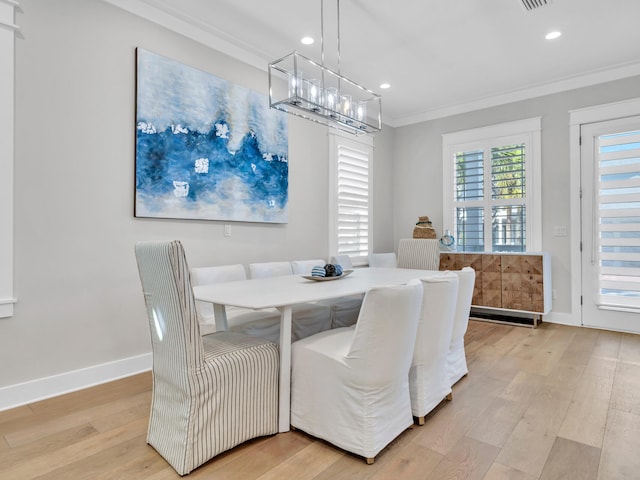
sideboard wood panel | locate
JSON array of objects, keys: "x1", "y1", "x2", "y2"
[{"x1": 440, "y1": 252, "x2": 552, "y2": 323}]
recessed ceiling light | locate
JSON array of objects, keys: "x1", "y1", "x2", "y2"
[
  {"x1": 545, "y1": 31, "x2": 562, "y2": 40},
  {"x1": 301, "y1": 37, "x2": 314, "y2": 45},
  {"x1": 379, "y1": 83, "x2": 391, "y2": 89}
]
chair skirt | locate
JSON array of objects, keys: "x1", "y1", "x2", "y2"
[
  {"x1": 148, "y1": 332, "x2": 279, "y2": 475},
  {"x1": 291, "y1": 328, "x2": 413, "y2": 460}
]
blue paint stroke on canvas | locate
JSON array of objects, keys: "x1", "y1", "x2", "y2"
[{"x1": 135, "y1": 48, "x2": 288, "y2": 223}]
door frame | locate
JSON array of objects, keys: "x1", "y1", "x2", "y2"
[{"x1": 569, "y1": 97, "x2": 640, "y2": 328}]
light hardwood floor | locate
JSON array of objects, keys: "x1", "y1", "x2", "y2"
[{"x1": 1, "y1": 321, "x2": 639, "y2": 479}]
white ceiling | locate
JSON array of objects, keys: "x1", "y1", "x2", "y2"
[{"x1": 108, "y1": 0, "x2": 640, "y2": 127}]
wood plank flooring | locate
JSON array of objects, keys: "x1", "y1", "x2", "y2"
[{"x1": 1, "y1": 321, "x2": 639, "y2": 479}]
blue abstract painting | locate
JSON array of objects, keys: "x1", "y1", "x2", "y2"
[{"x1": 135, "y1": 48, "x2": 288, "y2": 223}]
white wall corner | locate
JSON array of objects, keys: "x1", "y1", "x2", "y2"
[
  {"x1": 543, "y1": 311, "x2": 579, "y2": 327},
  {"x1": 0, "y1": 0, "x2": 16, "y2": 319},
  {"x1": 0, "y1": 353, "x2": 152, "y2": 412}
]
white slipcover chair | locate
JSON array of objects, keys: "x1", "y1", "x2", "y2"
[
  {"x1": 397, "y1": 238, "x2": 440, "y2": 270},
  {"x1": 290, "y1": 259, "x2": 325, "y2": 275},
  {"x1": 448, "y1": 267, "x2": 476, "y2": 386},
  {"x1": 325, "y1": 292, "x2": 363, "y2": 329},
  {"x1": 291, "y1": 282, "x2": 423, "y2": 464},
  {"x1": 248, "y1": 261, "x2": 293, "y2": 278},
  {"x1": 293, "y1": 257, "x2": 362, "y2": 329},
  {"x1": 331, "y1": 254, "x2": 354, "y2": 269},
  {"x1": 134, "y1": 240, "x2": 279, "y2": 476},
  {"x1": 190, "y1": 264, "x2": 282, "y2": 340},
  {"x1": 409, "y1": 273, "x2": 459, "y2": 425},
  {"x1": 249, "y1": 261, "x2": 332, "y2": 341},
  {"x1": 368, "y1": 252, "x2": 397, "y2": 267}
]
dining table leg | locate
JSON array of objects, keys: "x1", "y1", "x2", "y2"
[
  {"x1": 212, "y1": 303, "x2": 228, "y2": 332},
  {"x1": 277, "y1": 305, "x2": 292, "y2": 432}
]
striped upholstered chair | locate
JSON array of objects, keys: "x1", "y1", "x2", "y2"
[
  {"x1": 134, "y1": 240, "x2": 279, "y2": 475},
  {"x1": 397, "y1": 238, "x2": 440, "y2": 270}
]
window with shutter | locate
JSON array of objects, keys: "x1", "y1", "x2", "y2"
[
  {"x1": 443, "y1": 118, "x2": 541, "y2": 253},
  {"x1": 329, "y1": 133, "x2": 373, "y2": 265}
]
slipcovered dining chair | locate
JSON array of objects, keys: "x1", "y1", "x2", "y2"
[
  {"x1": 249, "y1": 261, "x2": 332, "y2": 341},
  {"x1": 135, "y1": 241, "x2": 279, "y2": 475},
  {"x1": 190, "y1": 263, "x2": 246, "y2": 334},
  {"x1": 190, "y1": 264, "x2": 282, "y2": 341},
  {"x1": 324, "y1": 291, "x2": 363, "y2": 329},
  {"x1": 293, "y1": 257, "x2": 362, "y2": 329},
  {"x1": 290, "y1": 282, "x2": 423, "y2": 464},
  {"x1": 290, "y1": 259, "x2": 326, "y2": 275},
  {"x1": 331, "y1": 254, "x2": 354, "y2": 269},
  {"x1": 248, "y1": 261, "x2": 293, "y2": 278},
  {"x1": 448, "y1": 267, "x2": 476, "y2": 386},
  {"x1": 397, "y1": 238, "x2": 440, "y2": 270},
  {"x1": 409, "y1": 273, "x2": 459, "y2": 425},
  {"x1": 368, "y1": 252, "x2": 397, "y2": 267}
]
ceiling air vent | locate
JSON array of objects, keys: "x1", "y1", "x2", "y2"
[{"x1": 519, "y1": 0, "x2": 552, "y2": 11}]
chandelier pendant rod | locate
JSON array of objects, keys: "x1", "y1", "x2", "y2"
[
  {"x1": 320, "y1": 0, "x2": 325, "y2": 95},
  {"x1": 320, "y1": 0, "x2": 342, "y2": 84},
  {"x1": 320, "y1": 0, "x2": 324, "y2": 66},
  {"x1": 267, "y1": 0, "x2": 381, "y2": 134},
  {"x1": 336, "y1": 0, "x2": 341, "y2": 76}
]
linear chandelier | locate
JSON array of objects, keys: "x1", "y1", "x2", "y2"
[{"x1": 268, "y1": 0, "x2": 382, "y2": 135}]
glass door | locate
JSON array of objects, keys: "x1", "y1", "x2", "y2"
[{"x1": 581, "y1": 115, "x2": 640, "y2": 332}]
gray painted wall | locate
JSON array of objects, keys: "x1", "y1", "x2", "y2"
[
  {"x1": 4, "y1": 0, "x2": 640, "y2": 396},
  {"x1": 393, "y1": 76, "x2": 640, "y2": 316},
  {"x1": 2, "y1": 0, "x2": 395, "y2": 389}
]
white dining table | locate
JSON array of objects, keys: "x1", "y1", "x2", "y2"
[{"x1": 192, "y1": 266, "x2": 439, "y2": 432}]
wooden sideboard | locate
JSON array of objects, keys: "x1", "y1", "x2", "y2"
[{"x1": 439, "y1": 252, "x2": 552, "y2": 327}]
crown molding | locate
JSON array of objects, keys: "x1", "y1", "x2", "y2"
[
  {"x1": 101, "y1": 0, "x2": 269, "y2": 72},
  {"x1": 102, "y1": 0, "x2": 640, "y2": 128},
  {"x1": 388, "y1": 61, "x2": 640, "y2": 128}
]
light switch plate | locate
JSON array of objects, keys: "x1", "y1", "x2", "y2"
[{"x1": 554, "y1": 225, "x2": 568, "y2": 237}]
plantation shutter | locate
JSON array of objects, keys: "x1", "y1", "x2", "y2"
[
  {"x1": 337, "y1": 143, "x2": 369, "y2": 260},
  {"x1": 596, "y1": 129, "x2": 640, "y2": 309},
  {"x1": 454, "y1": 143, "x2": 527, "y2": 252},
  {"x1": 490, "y1": 143, "x2": 526, "y2": 251},
  {"x1": 443, "y1": 117, "x2": 541, "y2": 254},
  {"x1": 455, "y1": 149, "x2": 485, "y2": 251}
]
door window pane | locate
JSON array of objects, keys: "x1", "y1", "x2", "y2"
[{"x1": 597, "y1": 130, "x2": 640, "y2": 306}]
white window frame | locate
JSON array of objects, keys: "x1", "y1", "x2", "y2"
[
  {"x1": 328, "y1": 131, "x2": 373, "y2": 266},
  {"x1": 0, "y1": 0, "x2": 18, "y2": 318},
  {"x1": 442, "y1": 117, "x2": 542, "y2": 252}
]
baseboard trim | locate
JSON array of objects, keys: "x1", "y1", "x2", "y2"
[
  {"x1": 542, "y1": 311, "x2": 578, "y2": 327},
  {"x1": 0, "y1": 353, "x2": 152, "y2": 412}
]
